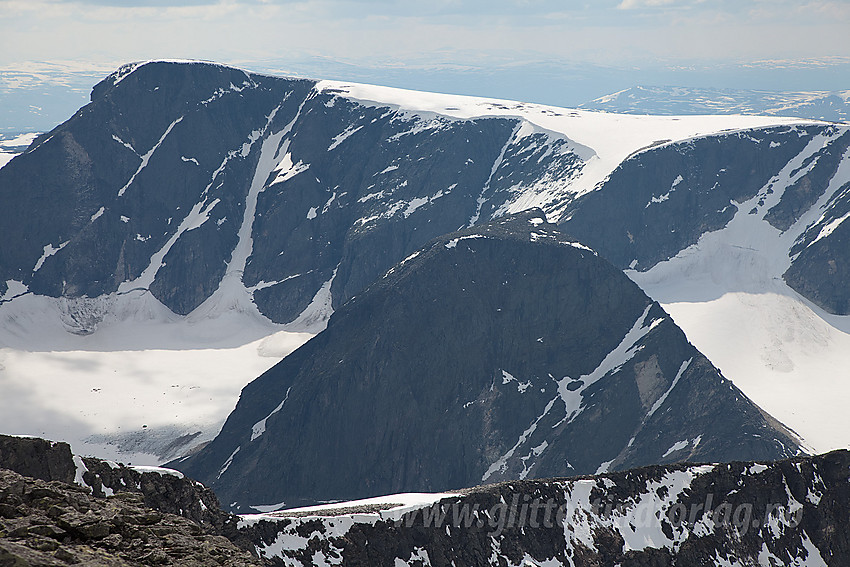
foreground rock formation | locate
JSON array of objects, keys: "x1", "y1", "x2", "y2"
[
  {"x1": 240, "y1": 449, "x2": 850, "y2": 566},
  {"x1": 0, "y1": 434, "x2": 260, "y2": 566},
  {"x1": 3, "y1": 434, "x2": 850, "y2": 566}
]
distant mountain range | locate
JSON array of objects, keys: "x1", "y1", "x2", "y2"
[
  {"x1": 1, "y1": 61, "x2": 849, "y2": 487},
  {"x1": 582, "y1": 85, "x2": 850, "y2": 122}
]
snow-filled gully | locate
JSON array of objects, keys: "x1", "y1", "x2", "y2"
[{"x1": 117, "y1": 116, "x2": 184, "y2": 197}]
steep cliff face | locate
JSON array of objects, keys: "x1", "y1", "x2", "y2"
[
  {"x1": 0, "y1": 61, "x2": 587, "y2": 330},
  {"x1": 1, "y1": 62, "x2": 306, "y2": 312},
  {"x1": 783, "y1": 132, "x2": 850, "y2": 314},
  {"x1": 173, "y1": 212, "x2": 799, "y2": 510},
  {"x1": 237, "y1": 450, "x2": 850, "y2": 566},
  {"x1": 560, "y1": 125, "x2": 850, "y2": 315}
]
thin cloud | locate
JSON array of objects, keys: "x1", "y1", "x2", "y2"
[{"x1": 617, "y1": 0, "x2": 678, "y2": 9}]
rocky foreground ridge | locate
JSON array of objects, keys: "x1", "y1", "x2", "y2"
[
  {"x1": 0, "y1": 434, "x2": 260, "y2": 566},
  {"x1": 3, "y1": 434, "x2": 850, "y2": 566},
  {"x1": 237, "y1": 450, "x2": 850, "y2": 566}
]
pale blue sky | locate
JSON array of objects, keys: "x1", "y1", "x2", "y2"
[{"x1": 0, "y1": 0, "x2": 848, "y2": 130}]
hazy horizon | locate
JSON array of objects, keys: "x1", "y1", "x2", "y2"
[{"x1": 1, "y1": 0, "x2": 848, "y2": 131}]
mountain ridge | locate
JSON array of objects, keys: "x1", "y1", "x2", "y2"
[
  {"x1": 1, "y1": 60, "x2": 848, "y2": 462},
  {"x1": 2, "y1": 433, "x2": 848, "y2": 567}
]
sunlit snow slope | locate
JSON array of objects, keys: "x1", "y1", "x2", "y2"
[
  {"x1": 0, "y1": 291, "x2": 312, "y2": 464},
  {"x1": 628, "y1": 131, "x2": 850, "y2": 453}
]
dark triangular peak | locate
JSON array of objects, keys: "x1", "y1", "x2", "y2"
[{"x1": 173, "y1": 211, "x2": 800, "y2": 510}]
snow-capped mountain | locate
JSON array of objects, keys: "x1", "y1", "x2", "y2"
[
  {"x1": 1, "y1": 60, "x2": 848, "y2": 464},
  {"x1": 582, "y1": 85, "x2": 850, "y2": 123},
  {"x1": 173, "y1": 212, "x2": 800, "y2": 510},
  {"x1": 0, "y1": 61, "x2": 814, "y2": 329},
  {"x1": 0, "y1": 61, "x2": 588, "y2": 327}
]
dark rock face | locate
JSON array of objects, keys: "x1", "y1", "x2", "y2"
[
  {"x1": 559, "y1": 125, "x2": 817, "y2": 271},
  {"x1": 0, "y1": 468, "x2": 262, "y2": 567},
  {"x1": 1, "y1": 62, "x2": 305, "y2": 310},
  {"x1": 785, "y1": 211, "x2": 850, "y2": 314},
  {"x1": 173, "y1": 212, "x2": 800, "y2": 510},
  {"x1": 764, "y1": 130, "x2": 850, "y2": 231},
  {"x1": 0, "y1": 61, "x2": 586, "y2": 328},
  {"x1": 237, "y1": 450, "x2": 850, "y2": 566},
  {"x1": 782, "y1": 131, "x2": 850, "y2": 314},
  {"x1": 0, "y1": 436, "x2": 75, "y2": 485}
]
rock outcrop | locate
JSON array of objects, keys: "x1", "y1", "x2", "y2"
[
  {"x1": 0, "y1": 434, "x2": 261, "y2": 566},
  {"x1": 0, "y1": 435, "x2": 76, "y2": 485},
  {"x1": 0, "y1": 467, "x2": 263, "y2": 566}
]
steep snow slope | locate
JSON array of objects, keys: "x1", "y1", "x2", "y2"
[{"x1": 628, "y1": 135, "x2": 850, "y2": 453}]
